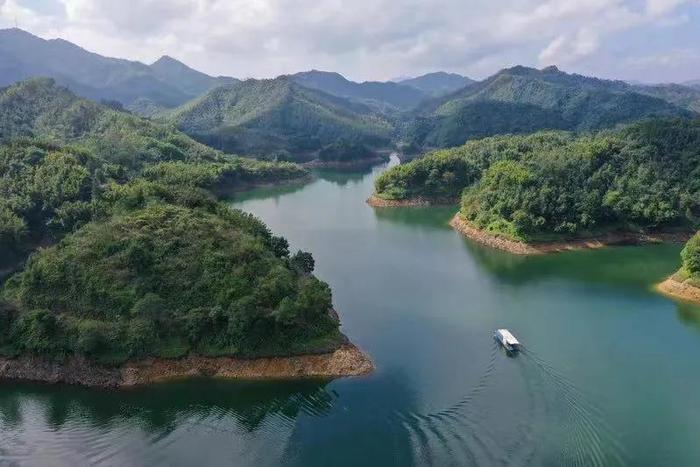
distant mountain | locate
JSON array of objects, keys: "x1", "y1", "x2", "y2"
[
  {"x1": 163, "y1": 76, "x2": 394, "y2": 160},
  {"x1": 0, "y1": 28, "x2": 235, "y2": 113},
  {"x1": 398, "y1": 72, "x2": 474, "y2": 97},
  {"x1": 291, "y1": 70, "x2": 427, "y2": 111},
  {"x1": 684, "y1": 79, "x2": 700, "y2": 89},
  {"x1": 405, "y1": 65, "x2": 695, "y2": 149},
  {"x1": 632, "y1": 83, "x2": 700, "y2": 113},
  {"x1": 149, "y1": 55, "x2": 238, "y2": 97}
]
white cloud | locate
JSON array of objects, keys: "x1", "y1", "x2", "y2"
[
  {"x1": 626, "y1": 48, "x2": 700, "y2": 68},
  {"x1": 1, "y1": 0, "x2": 698, "y2": 81},
  {"x1": 647, "y1": 0, "x2": 686, "y2": 16},
  {"x1": 539, "y1": 28, "x2": 600, "y2": 65}
]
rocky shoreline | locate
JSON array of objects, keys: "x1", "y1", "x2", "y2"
[
  {"x1": 656, "y1": 276, "x2": 700, "y2": 305},
  {"x1": 366, "y1": 194, "x2": 457, "y2": 207},
  {"x1": 449, "y1": 214, "x2": 692, "y2": 255},
  {"x1": 0, "y1": 344, "x2": 374, "y2": 388}
]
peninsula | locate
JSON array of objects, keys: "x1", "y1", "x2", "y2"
[
  {"x1": 372, "y1": 119, "x2": 700, "y2": 255},
  {"x1": 0, "y1": 80, "x2": 372, "y2": 387}
]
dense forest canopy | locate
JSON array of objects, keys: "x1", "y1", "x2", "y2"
[
  {"x1": 0, "y1": 79, "x2": 340, "y2": 363},
  {"x1": 0, "y1": 137, "x2": 338, "y2": 362},
  {"x1": 1, "y1": 201, "x2": 338, "y2": 362},
  {"x1": 376, "y1": 119, "x2": 700, "y2": 241}
]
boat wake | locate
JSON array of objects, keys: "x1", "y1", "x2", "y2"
[
  {"x1": 519, "y1": 348, "x2": 627, "y2": 467},
  {"x1": 387, "y1": 343, "x2": 627, "y2": 466},
  {"x1": 392, "y1": 343, "x2": 507, "y2": 466}
]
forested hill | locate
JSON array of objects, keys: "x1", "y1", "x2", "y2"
[
  {"x1": 0, "y1": 79, "x2": 339, "y2": 364},
  {"x1": 0, "y1": 28, "x2": 235, "y2": 113},
  {"x1": 291, "y1": 70, "x2": 428, "y2": 111},
  {"x1": 0, "y1": 78, "x2": 231, "y2": 169},
  {"x1": 0, "y1": 140, "x2": 339, "y2": 363},
  {"x1": 375, "y1": 118, "x2": 700, "y2": 241},
  {"x1": 163, "y1": 76, "x2": 395, "y2": 161},
  {"x1": 404, "y1": 65, "x2": 696, "y2": 149}
]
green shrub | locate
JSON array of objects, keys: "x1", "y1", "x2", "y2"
[
  {"x1": 682, "y1": 233, "x2": 700, "y2": 276},
  {"x1": 11, "y1": 309, "x2": 64, "y2": 354}
]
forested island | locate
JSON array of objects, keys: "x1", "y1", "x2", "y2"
[
  {"x1": 0, "y1": 79, "x2": 372, "y2": 387},
  {"x1": 372, "y1": 119, "x2": 700, "y2": 253}
]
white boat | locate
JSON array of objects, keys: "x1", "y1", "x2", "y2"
[{"x1": 494, "y1": 329, "x2": 521, "y2": 352}]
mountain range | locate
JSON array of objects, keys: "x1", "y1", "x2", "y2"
[
  {"x1": 1, "y1": 27, "x2": 699, "y2": 159},
  {"x1": 290, "y1": 70, "x2": 428, "y2": 111},
  {"x1": 0, "y1": 28, "x2": 475, "y2": 115},
  {"x1": 403, "y1": 65, "x2": 697, "y2": 149},
  {"x1": 0, "y1": 28, "x2": 236, "y2": 114}
]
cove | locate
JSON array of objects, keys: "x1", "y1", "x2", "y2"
[{"x1": 1, "y1": 158, "x2": 700, "y2": 466}]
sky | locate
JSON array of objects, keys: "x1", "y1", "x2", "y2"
[{"x1": 1, "y1": 0, "x2": 699, "y2": 83}]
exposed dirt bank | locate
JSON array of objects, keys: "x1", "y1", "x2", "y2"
[
  {"x1": 367, "y1": 195, "x2": 457, "y2": 207},
  {"x1": 449, "y1": 214, "x2": 692, "y2": 255},
  {"x1": 0, "y1": 344, "x2": 374, "y2": 389},
  {"x1": 656, "y1": 276, "x2": 700, "y2": 305}
]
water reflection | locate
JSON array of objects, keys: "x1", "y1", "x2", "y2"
[
  {"x1": 373, "y1": 206, "x2": 457, "y2": 231},
  {"x1": 675, "y1": 302, "x2": 700, "y2": 330},
  {"x1": 313, "y1": 166, "x2": 375, "y2": 186},
  {"x1": 284, "y1": 371, "x2": 421, "y2": 466},
  {"x1": 0, "y1": 379, "x2": 334, "y2": 433},
  {"x1": 462, "y1": 237, "x2": 682, "y2": 289},
  {"x1": 228, "y1": 180, "x2": 310, "y2": 204},
  {"x1": 0, "y1": 379, "x2": 336, "y2": 466}
]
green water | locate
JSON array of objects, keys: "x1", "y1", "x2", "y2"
[{"x1": 2, "y1": 159, "x2": 700, "y2": 466}]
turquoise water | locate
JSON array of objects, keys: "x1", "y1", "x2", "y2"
[{"x1": 2, "y1": 158, "x2": 700, "y2": 466}]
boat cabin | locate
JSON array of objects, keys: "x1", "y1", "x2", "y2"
[{"x1": 494, "y1": 329, "x2": 521, "y2": 352}]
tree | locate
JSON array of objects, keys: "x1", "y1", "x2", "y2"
[
  {"x1": 291, "y1": 251, "x2": 315, "y2": 274},
  {"x1": 682, "y1": 233, "x2": 700, "y2": 276}
]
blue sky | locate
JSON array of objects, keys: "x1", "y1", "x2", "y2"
[{"x1": 1, "y1": 0, "x2": 699, "y2": 82}]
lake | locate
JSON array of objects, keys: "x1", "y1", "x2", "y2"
[{"x1": 2, "y1": 158, "x2": 700, "y2": 466}]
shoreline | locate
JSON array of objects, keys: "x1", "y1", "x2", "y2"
[
  {"x1": 656, "y1": 275, "x2": 700, "y2": 305},
  {"x1": 0, "y1": 344, "x2": 374, "y2": 389},
  {"x1": 367, "y1": 194, "x2": 457, "y2": 208},
  {"x1": 449, "y1": 214, "x2": 692, "y2": 255}
]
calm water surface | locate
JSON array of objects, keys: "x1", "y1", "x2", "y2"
[{"x1": 2, "y1": 158, "x2": 700, "y2": 466}]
